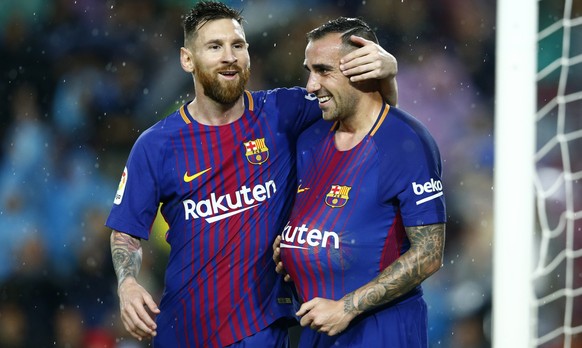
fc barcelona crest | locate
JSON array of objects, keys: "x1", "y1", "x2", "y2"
[
  {"x1": 243, "y1": 138, "x2": 269, "y2": 165},
  {"x1": 325, "y1": 184, "x2": 351, "y2": 208}
]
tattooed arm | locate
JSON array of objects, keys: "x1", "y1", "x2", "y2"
[
  {"x1": 346, "y1": 223, "x2": 445, "y2": 313},
  {"x1": 111, "y1": 230, "x2": 143, "y2": 286},
  {"x1": 111, "y1": 230, "x2": 160, "y2": 341},
  {"x1": 296, "y1": 223, "x2": 445, "y2": 336}
]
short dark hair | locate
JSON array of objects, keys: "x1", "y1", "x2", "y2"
[
  {"x1": 182, "y1": 1, "x2": 244, "y2": 43},
  {"x1": 306, "y1": 17, "x2": 378, "y2": 48}
]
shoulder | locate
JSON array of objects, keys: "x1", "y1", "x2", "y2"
[
  {"x1": 132, "y1": 107, "x2": 187, "y2": 152},
  {"x1": 375, "y1": 106, "x2": 440, "y2": 154},
  {"x1": 371, "y1": 106, "x2": 442, "y2": 175},
  {"x1": 247, "y1": 88, "x2": 321, "y2": 133},
  {"x1": 247, "y1": 87, "x2": 316, "y2": 109}
]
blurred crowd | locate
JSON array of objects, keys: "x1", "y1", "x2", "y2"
[{"x1": 0, "y1": 0, "x2": 497, "y2": 347}]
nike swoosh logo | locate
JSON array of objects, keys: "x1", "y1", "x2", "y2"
[
  {"x1": 297, "y1": 184, "x2": 310, "y2": 193},
  {"x1": 184, "y1": 168, "x2": 212, "y2": 183}
]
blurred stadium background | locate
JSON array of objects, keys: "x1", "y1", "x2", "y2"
[{"x1": 0, "y1": 0, "x2": 498, "y2": 347}]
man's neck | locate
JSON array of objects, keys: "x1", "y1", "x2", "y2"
[
  {"x1": 187, "y1": 94, "x2": 245, "y2": 126},
  {"x1": 334, "y1": 94, "x2": 383, "y2": 151}
]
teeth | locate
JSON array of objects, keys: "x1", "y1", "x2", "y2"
[{"x1": 318, "y1": 96, "x2": 331, "y2": 103}]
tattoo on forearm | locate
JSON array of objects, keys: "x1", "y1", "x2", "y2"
[
  {"x1": 111, "y1": 231, "x2": 143, "y2": 287},
  {"x1": 349, "y1": 223, "x2": 445, "y2": 314},
  {"x1": 344, "y1": 293, "x2": 357, "y2": 314}
]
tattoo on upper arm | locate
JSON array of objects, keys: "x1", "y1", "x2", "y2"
[
  {"x1": 111, "y1": 231, "x2": 143, "y2": 286},
  {"x1": 350, "y1": 223, "x2": 445, "y2": 314}
]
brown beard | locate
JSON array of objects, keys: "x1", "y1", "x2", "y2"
[{"x1": 196, "y1": 63, "x2": 250, "y2": 105}]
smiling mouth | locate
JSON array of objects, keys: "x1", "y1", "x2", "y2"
[
  {"x1": 219, "y1": 71, "x2": 238, "y2": 78},
  {"x1": 318, "y1": 95, "x2": 332, "y2": 104}
]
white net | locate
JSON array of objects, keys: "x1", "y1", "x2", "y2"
[{"x1": 533, "y1": 0, "x2": 582, "y2": 347}]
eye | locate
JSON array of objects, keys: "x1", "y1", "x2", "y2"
[{"x1": 317, "y1": 67, "x2": 331, "y2": 75}]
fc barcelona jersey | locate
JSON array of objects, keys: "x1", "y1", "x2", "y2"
[
  {"x1": 279, "y1": 103, "x2": 446, "y2": 303},
  {"x1": 106, "y1": 88, "x2": 320, "y2": 347}
]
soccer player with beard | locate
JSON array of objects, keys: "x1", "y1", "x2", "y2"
[
  {"x1": 105, "y1": 2, "x2": 398, "y2": 347},
  {"x1": 273, "y1": 18, "x2": 446, "y2": 347}
]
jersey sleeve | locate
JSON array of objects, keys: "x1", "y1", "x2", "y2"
[
  {"x1": 379, "y1": 109, "x2": 447, "y2": 227},
  {"x1": 259, "y1": 87, "x2": 322, "y2": 137},
  {"x1": 105, "y1": 128, "x2": 163, "y2": 240}
]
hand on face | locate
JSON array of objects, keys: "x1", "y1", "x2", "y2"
[{"x1": 339, "y1": 35, "x2": 397, "y2": 82}]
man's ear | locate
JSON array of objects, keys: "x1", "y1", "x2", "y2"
[{"x1": 180, "y1": 47, "x2": 194, "y2": 73}]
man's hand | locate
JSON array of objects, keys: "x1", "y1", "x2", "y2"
[
  {"x1": 296, "y1": 297, "x2": 357, "y2": 336},
  {"x1": 118, "y1": 277, "x2": 160, "y2": 341},
  {"x1": 111, "y1": 230, "x2": 159, "y2": 341},
  {"x1": 272, "y1": 235, "x2": 292, "y2": 282},
  {"x1": 340, "y1": 35, "x2": 398, "y2": 106},
  {"x1": 339, "y1": 35, "x2": 398, "y2": 82}
]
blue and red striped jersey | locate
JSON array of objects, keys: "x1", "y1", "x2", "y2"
[
  {"x1": 106, "y1": 88, "x2": 321, "y2": 347},
  {"x1": 279, "y1": 103, "x2": 446, "y2": 303}
]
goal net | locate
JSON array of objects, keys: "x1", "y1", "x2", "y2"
[
  {"x1": 494, "y1": 0, "x2": 582, "y2": 347},
  {"x1": 532, "y1": 0, "x2": 582, "y2": 346}
]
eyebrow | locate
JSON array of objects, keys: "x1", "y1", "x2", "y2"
[
  {"x1": 204, "y1": 38, "x2": 247, "y2": 46},
  {"x1": 303, "y1": 62, "x2": 335, "y2": 72}
]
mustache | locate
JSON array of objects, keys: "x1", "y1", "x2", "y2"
[{"x1": 216, "y1": 64, "x2": 244, "y2": 73}]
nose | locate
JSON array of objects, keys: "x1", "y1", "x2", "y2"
[
  {"x1": 306, "y1": 73, "x2": 320, "y2": 94},
  {"x1": 222, "y1": 47, "x2": 238, "y2": 64}
]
